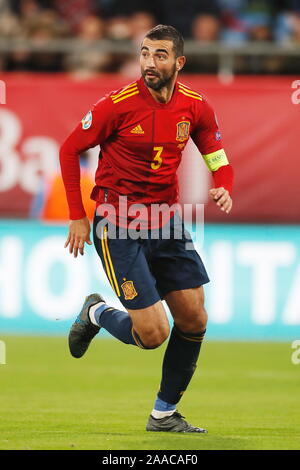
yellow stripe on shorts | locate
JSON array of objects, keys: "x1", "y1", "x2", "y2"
[{"x1": 101, "y1": 226, "x2": 121, "y2": 297}]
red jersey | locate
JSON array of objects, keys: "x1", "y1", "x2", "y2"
[{"x1": 60, "y1": 77, "x2": 233, "y2": 226}]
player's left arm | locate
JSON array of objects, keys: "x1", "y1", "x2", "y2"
[{"x1": 191, "y1": 99, "x2": 234, "y2": 214}]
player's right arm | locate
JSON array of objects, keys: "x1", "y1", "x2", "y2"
[{"x1": 59, "y1": 95, "x2": 116, "y2": 257}]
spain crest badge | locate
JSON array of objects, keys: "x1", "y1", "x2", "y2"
[
  {"x1": 121, "y1": 280, "x2": 138, "y2": 300},
  {"x1": 176, "y1": 121, "x2": 190, "y2": 142}
]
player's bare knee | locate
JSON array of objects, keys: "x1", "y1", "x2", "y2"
[
  {"x1": 199, "y1": 307, "x2": 208, "y2": 329},
  {"x1": 140, "y1": 325, "x2": 170, "y2": 349},
  {"x1": 193, "y1": 309, "x2": 208, "y2": 332},
  {"x1": 176, "y1": 306, "x2": 208, "y2": 333}
]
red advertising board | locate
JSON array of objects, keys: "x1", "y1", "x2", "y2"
[{"x1": 0, "y1": 73, "x2": 299, "y2": 222}]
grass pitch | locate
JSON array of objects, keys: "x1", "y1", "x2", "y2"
[{"x1": 0, "y1": 336, "x2": 299, "y2": 450}]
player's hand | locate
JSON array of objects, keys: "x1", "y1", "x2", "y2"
[
  {"x1": 209, "y1": 187, "x2": 232, "y2": 214},
  {"x1": 64, "y1": 216, "x2": 92, "y2": 257}
]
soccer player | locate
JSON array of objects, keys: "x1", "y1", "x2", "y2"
[{"x1": 60, "y1": 24, "x2": 233, "y2": 433}]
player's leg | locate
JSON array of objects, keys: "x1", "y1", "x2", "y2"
[
  {"x1": 146, "y1": 214, "x2": 209, "y2": 432},
  {"x1": 89, "y1": 298, "x2": 170, "y2": 349},
  {"x1": 165, "y1": 286, "x2": 207, "y2": 332},
  {"x1": 68, "y1": 215, "x2": 169, "y2": 357},
  {"x1": 146, "y1": 287, "x2": 208, "y2": 433},
  {"x1": 68, "y1": 296, "x2": 169, "y2": 358},
  {"x1": 127, "y1": 302, "x2": 170, "y2": 349},
  {"x1": 157, "y1": 286, "x2": 207, "y2": 406},
  {"x1": 92, "y1": 218, "x2": 170, "y2": 349}
]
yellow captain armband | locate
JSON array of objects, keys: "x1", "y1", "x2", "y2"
[{"x1": 202, "y1": 148, "x2": 229, "y2": 171}]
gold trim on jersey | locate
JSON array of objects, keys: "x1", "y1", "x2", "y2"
[
  {"x1": 111, "y1": 83, "x2": 139, "y2": 103},
  {"x1": 111, "y1": 90, "x2": 139, "y2": 104},
  {"x1": 101, "y1": 226, "x2": 121, "y2": 297},
  {"x1": 178, "y1": 88, "x2": 203, "y2": 101},
  {"x1": 178, "y1": 83, "x2": 203, "y2": 98},
  {"x1": 111, "y1": 83, "x2": 137, "y2": 98},
  {"x1": 111, "y1": 82, "x2": 137, "y2": 96}
]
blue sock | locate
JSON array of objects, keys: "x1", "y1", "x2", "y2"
[
  {"x1": 154, "y1": 396, "x2": 176, "y2": 412},
  {"x1": 158, "y1": 325, "x2": 206, "y2": 404},
  {"x1": 92, "y1": 303, "x2": 146, "y2": 348}
]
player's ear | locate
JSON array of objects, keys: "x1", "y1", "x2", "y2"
[{"x1": 176, "y1": 56, "x2": 186, "y2": 72}]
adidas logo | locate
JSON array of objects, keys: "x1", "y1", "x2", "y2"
[{"x1": 130, "y1": 124, "x2": 144, "y2": 134}]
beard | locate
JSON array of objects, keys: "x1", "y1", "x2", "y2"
[{"x1": 142, "y1": 63, "x2": 177, "y2": 91}]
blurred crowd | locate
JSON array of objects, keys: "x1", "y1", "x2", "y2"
[{"x1": 0, "y1": 0, "x2": 300, "y2": 74}]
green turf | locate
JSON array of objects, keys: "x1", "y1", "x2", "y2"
[{"x1": 0, "y1": 335, "x2": 299, "y2": 450}]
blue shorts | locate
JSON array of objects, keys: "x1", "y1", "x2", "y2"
[{"x1": 92, "y1": 213, "x2": 209, "y2": 310}]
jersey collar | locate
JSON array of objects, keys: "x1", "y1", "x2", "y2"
[{"x1": 137, "y1": 76, "x2": 178, "y2": 109}]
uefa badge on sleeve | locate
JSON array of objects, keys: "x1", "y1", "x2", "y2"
[
  {"x1": 215, "y1": 131, "x2": 221, "y2": 141},
  {"x1": 81, "y1": 110, "x2": 92, "y2": 130}
]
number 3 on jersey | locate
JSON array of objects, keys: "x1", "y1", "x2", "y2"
[{"x1": 151, "y1": 146, "x2": 163, "y2": 170}]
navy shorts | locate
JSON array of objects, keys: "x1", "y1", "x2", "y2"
[{"x1": 92, "y1": 212, "x2": 209, "y2": 310}]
